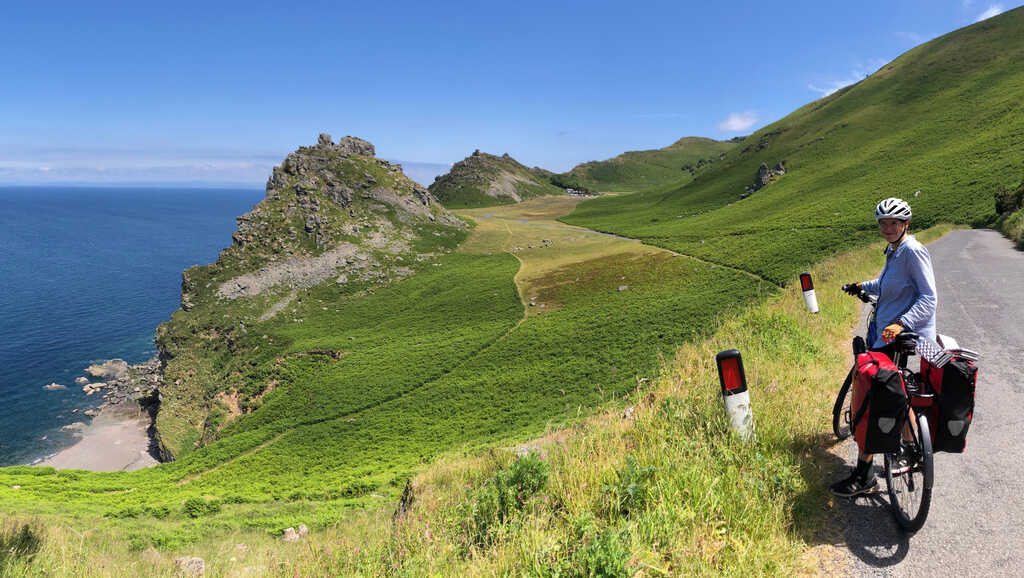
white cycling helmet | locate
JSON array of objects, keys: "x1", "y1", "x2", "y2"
[{"x1": 874, "y1": 197, "x2": 912, "y2": 221}]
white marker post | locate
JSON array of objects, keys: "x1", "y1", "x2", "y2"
[
  {"x1": 716, "y1": 349, "x2": 754, "y2": 441},
  {"x1": 800, "y1": 272, "x2": 819, "y2": 314}
]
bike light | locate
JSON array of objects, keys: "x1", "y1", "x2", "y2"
[
  {"x1": 799, "y1": 272, "x2": 819, "y2": 314},
  {"x1": 716, "y1": 349, "x2": 754, "y2": 440}
]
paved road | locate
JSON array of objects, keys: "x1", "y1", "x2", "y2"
[{"x1": 838, "y1": 229, "x2": 1024, "y2": 576}]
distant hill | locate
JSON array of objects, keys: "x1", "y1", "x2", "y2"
[
  {"x1": 562, "y1": 137, "x2": 738, "y2": 193},
  {"x1": 428, "y1": 150, "x2": 565, "y2": 208}
]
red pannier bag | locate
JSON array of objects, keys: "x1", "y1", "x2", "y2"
[
  {"x1": 852, "y1": 351, "x2": 908, "y2": 454},
  {"x1": 920, "y1": 356, "x2": 978, "y2": 453}
]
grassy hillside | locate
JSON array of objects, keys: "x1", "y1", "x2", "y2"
[
  {"x1": 563, "y1": 136, "x2": 738, "y2": 193},
  {"x1": 0, "y1": 198, "x2": 769, "y2": 553},
  {"x1": 428, "y1": 150, "x2": 565, "y2": 208},
  {"x1": 564, "y1": 8, "x2": 1023, "y2": 284},
  {"x1": 0, "y1": 9, "x2": 1021, "y2": 575}
]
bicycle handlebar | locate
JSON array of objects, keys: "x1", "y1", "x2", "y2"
[{"x1": 841, "y1": 284, "x2": 877, "y2": 304}]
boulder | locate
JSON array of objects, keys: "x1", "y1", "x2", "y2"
[
  {"x1": 174, "y1": 556, "x2": 205, "y2": 576},
  {"x1": 317, "y1": 133, "x2": 333, "y2": 147},
  {"x1": 43, "y1": 383, "x2": 66, "y2": 391},
  {"x1": 85, "y1": 359, "x2": 129, "y2": 380},
  {"x1": 75, "y1": 377, "x2": 88, "y2": 385},
  {"x1": 747, "y1": 161, "x2": 786, "y2": 194},
  {"x1": 282, "y1": 527, "x2": 300, "y2": 542}
]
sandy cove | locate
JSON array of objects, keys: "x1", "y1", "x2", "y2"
[{"x1": 37, "y1": 399, "x2": 160, "y2": 472}]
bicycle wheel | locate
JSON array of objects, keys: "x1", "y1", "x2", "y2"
[
  {"x1": 885, "y1": 411, "x2": 934, "y2": 532},
  {"x1": 832, "y1": 366, "x2": 855, "y2": 440}
]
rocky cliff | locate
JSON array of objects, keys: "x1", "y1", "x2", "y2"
[
  {"x1": 428, "y1": 150, "x2": 565, "y2": 208},
  {"x1": 153, "y1": 134, "x2": 466, "y2": 460}
]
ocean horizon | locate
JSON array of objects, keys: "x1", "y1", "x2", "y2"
[{"x1": 0, "y1": 186, "x2": 263, "y2": 466}]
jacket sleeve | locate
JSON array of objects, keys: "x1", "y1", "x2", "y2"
[
  {"x1": 861, "y1": 276, "x2": 881, "y2": 296},
  {"x1": 898, "y1": 245, "x2": 937, "y2": 329}
]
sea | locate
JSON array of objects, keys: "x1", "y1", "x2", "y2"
[{"x1": 0, "y1": 186, "x2": 263, "y2": 466}]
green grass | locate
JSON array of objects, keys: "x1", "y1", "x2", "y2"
[
  {"x1": 563, "y1": 136, "x2": 738, "y2": 193},
  {"x1": 1000, "y1": 208, "x2": 1024, "y2": 248}
]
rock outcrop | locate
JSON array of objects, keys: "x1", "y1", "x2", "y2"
[
  {"x1": 743, "y1": 161, "x2": 786, "y2": 197},
  {"x1": 85, "y1": 359, "x2": 129, "y2": 380},
  {"x1": 174, "y1": 134, "x2": 462, "y2": 309}
]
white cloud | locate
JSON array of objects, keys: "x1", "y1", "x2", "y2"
[
  {"x1": 808, "y1": 77, "x2": 860, "y2": 97},
  {"x1": 975, "y1": 4, "x2": 1004, "y2": 21},
  {"x1": 809, "y1": 58, "x2": 891, "y2": 97},
  {"x1": 718, "y1": 112, "x2": 758, "y2": 132}
]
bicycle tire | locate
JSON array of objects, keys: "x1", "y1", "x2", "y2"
[
  {"x1": 832, "y1": 366, "x2": 855, "y2": 440},
  {"x1": 885, "y1": 411, "x2": 934, "y2": 532}
]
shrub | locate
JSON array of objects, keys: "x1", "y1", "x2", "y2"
[
  {"x1": 995, "y1": 182, "x2": 1024, "y2": 215},
  {"x1": 104, "y1": 506, "x2": 141, "y2": 519},
  {"x1": 1000, "y1": 209, "x2": 1024, "y2": 249},
  {"x1": 0, "y1": 521, "x2": 43, "y2": 572},
  {"x1": 461, "y1": 453, "x2": 550, "y2": 548},
  {"x1": 545, "y1": 515, "x2": 631, "y2": 578},
  {"x1": 182, "y1": 497, "x2": 222, "y2": 518},
  {"x1": 145, "y1": 505, "x2": 172, "y2": 519},
  {"x1": 602, "y1": 455, "x2": 658, "y2": 518}
]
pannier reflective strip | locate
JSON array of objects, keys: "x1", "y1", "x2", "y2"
[
  {"x1": 878, "y1": 417, "x2": 897, "y2": 433},
  {"x1": 948, "y1": 420, "x2": 966, "y2": 436}
]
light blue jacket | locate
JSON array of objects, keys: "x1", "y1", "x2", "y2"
[{"x1": 861, "y1": 234, "x2": 937, "y2": 349}]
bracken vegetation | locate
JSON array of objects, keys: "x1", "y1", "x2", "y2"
[{"x1": 0, "y1": 6, "x2": 1021, "y2": 575}]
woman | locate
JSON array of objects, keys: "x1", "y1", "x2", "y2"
[{"x1": 829, "y1": 197, "x2": 938, "y2": 497}]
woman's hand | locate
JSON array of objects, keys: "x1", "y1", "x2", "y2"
[{"x1": 882, "y1": 323, "x2": 904, "y2": 343}]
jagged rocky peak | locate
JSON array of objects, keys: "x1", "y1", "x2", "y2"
[
  {"x1": 199, "y1": 134, "x2": 464, "y2": 302},
  {"x1": 232, "y1": 133, "x2": 461, "y2": 249},
  {"x1": 316, "y1": 133, "x2": 375, "y2": 157}
]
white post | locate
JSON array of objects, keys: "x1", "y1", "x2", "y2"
[{"x1": 717, "y1": 349, "x2": 754, "y2": 441}]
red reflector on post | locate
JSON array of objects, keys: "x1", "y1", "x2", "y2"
[
  {"x1": 799, "y1": 272, "x2": 813, "y2": 292},
  {"x1": 721, "y1": 358, "x2": 742, "y2": 391},
  {"x1": 716, "y1": 349, "x2": 747, "y2": 395}
]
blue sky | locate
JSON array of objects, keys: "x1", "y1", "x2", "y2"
[{"x1": 1, "y1": 0, "x2": 1020, "y2": 186}]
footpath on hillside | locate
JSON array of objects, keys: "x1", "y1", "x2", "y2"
[
  {"x1": 456, "y1": 196, "x2": 673, "y2": 319},
  {"x1": 456, "y1": 195, "x2": 771, "y2": 318}
]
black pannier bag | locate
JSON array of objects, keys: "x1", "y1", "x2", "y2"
[
  {"x1": 921, "y1": 356, "x2": 978, "y2": 453},
  {"x1": 853, "y1": 351, "x2": 909, "y2": 455}
]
